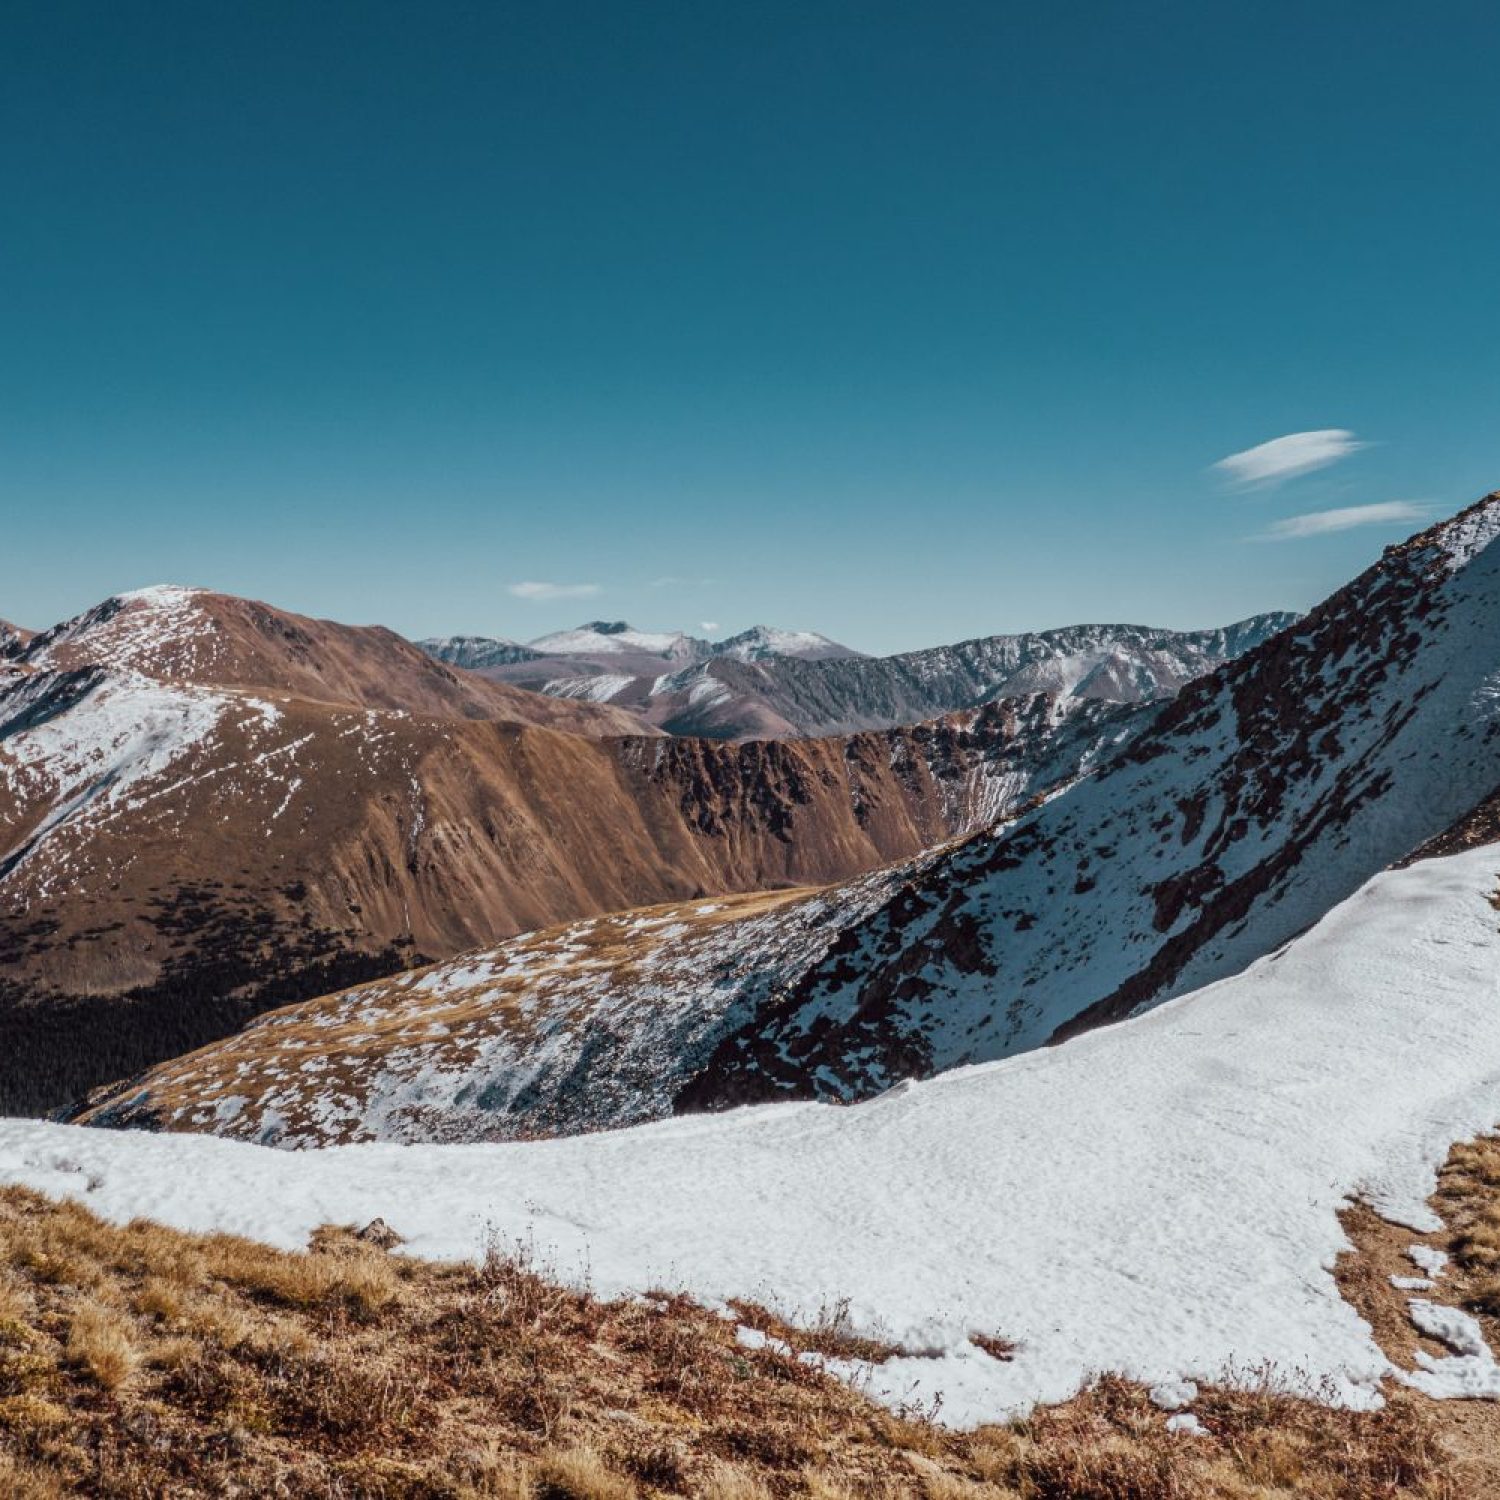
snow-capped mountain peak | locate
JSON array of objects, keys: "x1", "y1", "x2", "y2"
[
  {"x1": 21, "y1": 585, "x2": 220, "y2": 677},
  {"x1": 711, "y1": 625, "x2": 862, "y2": 662},
  {"x1": 525, "y1": 621, "x2": 709, "y2": 660}
]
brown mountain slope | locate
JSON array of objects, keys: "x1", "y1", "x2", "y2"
[
  {"x1": 2, "y1": 585, "x2": 1140, "y2": 1115},
  {"x1": 14, "y1": 585, "x2": 652, "y2": 736},
  {"x1": 57, "y1": 693, "x2": 1142, "y2": 1145}
]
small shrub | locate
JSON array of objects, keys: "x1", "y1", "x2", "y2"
[
  {"x1": 65, "y1": 1301, "x2": 139, "y2": 1389},
  {"x1": 292, "y1": 1351, "x2": 428, "y2": 1437},
  {"x1": 0, "y1": 1275, "x2": 28, "y2": 1323},
  {"x1": 333, "y1": 1251, "x2": 401, "y2": 1320},
  {"x1": 1019, "y1": 1436, "x2": 1178, "y2": 1500},
  {"x1": 534, "y1": 1444, "x2": 635, "y2": 1500},
  {"x1": 134, "y1": 1276, "x2": 184, "y2": 1324},
  {"x1": 247, "y1": 1315, "x2": 315, "y2": 1365},
  {"x1": 183, "y1": 1294, "x2": 255, "y2": 1349},
  {"x1": 450, "y1": 1443, "x2": 538, "y2": 1498},
  {"x1": 0, "y1": 1450, "x2": 65, "y2": 1500},
  {"x1": 701, "y1": 1465, "x2": 774, "y2": 1499},
  {"x1": 147, "y1": 1334, "x2": 197, "y2": 1371},
  {"x1": 801, "y1": 1477, "x2": 861, "y2": 1499},
  {"x1": 0, "y1": 1391, "x2": 71, "y2": 1430},
  {"x1": 480, "y1": 1233, "x2": 578, "y2": 1332},
  {"x1": 9, "y1": 1226, "x2": 101, "y2": 1291}
]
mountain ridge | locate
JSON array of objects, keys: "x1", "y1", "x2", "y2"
[
  {"x1": 87, "y1": 494, "x2": 1500, "y2": 1144},
  {"x1": 681, "y1": 492, "x2": 1500, "y2": 1108},
  {"x1": 12, "y1": 586, "x2": 653, "y2": 736},
  {"x1": 423, "y1": 612, "x2": 1298, "y2": 740}
]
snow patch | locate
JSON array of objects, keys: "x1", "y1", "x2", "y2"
[
  {"x1": 1408, "y1": 1245, "x2": 1449, "y2": 1279},
  {"x1": 1400, "y1": 1300, "x2": 1500, "y2": 1400},
  {"x1": 1148, "y1": 1379, "x2": 1198, "y2": 1411}
]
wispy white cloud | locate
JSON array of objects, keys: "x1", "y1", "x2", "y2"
[
  {"x1": 1214, "y1": 429, "x2": 1366, "y2": 489},
  {"x1": 507, "y1": 580, "x2": 602, "y2": 601},
  {"x1": 1256, "y1": 501, "x2": 1428, "y2": 542},
  {"x1": 699, "y1": 620, "x2": 720, "y2": 633}
]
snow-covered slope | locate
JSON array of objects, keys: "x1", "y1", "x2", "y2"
[
  {"x1": 526, "y1": 621, "x2": 710, "y2": 660},
  {"x1": 18, "y1": 841, "x2": 1500, "y2": 1426},
  {"x1": 434, "y1": 614, "x2": 1295, "y2": 740},
  {"x1": 0, "y1": 667, "x2": 266, "y2": 894},
  {"x1": 713, "y1": 625, "x2": 857, "y2": 662},
  {"x1": 681, "y1": 496, "x2": 1500, "y2": 1108}
]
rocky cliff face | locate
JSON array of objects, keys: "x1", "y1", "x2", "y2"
[{"x1": 2, "y1": 588, "x2": 1138, "y2": 1114}]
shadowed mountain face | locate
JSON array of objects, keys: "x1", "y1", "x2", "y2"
[
  {"x1": 421, "y1": 615, "x2": 1298, "y2": 739},
  {"x1": 83, "y1": 495, "x2": 1500, "y2": 1148},
  {"x1": 1, "y1": 588, "x2": 1140, "y2": 1115}
]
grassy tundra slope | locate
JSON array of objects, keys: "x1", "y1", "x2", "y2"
[
  {"x1": 0, "y1": 1174, "x2": 1481, "y2": 1499},
  {"x1": 26, "y1": 838, "x2": 1500, "y2": 1428}
]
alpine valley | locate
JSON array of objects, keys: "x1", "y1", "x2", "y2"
[{"x1": 75, "y1": 495, "x2": 1500, "y2": 1146}]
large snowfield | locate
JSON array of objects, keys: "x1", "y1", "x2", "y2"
[{"x1": 3, "y1": 844, "x2": 1499, "y2": 1425}]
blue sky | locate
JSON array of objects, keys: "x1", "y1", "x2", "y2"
[{"x1": 3, "y1": 2, "x2": 1498, "y2": 653}]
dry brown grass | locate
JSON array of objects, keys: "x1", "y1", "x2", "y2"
[
  {"x1": 727, "y1": 1295, "x2": 908, "y2": 1364},
  {"x1": 0, "y1": 1173, "x2": 1488, "y2": 1498},
  {"x1": 700, "y1": 1468, "x2": 776, "y2": 1500},
  {"x1": 0, "y1": 1449, "x2": 65, "y2": 1500},
  {"x1": 1436, "y1": 1134, "x2": 1500, "y2": 1318},
  {"x1": 535, "y1": 1444, "x2": 637, "y2": 1499},
  {"x1": 63, "y1": 1301, "x2": 138, "y2": 1389}
]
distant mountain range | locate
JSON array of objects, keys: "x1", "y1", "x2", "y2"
[
  {"x1": 424, "y1": 620, "x2": 858, "y2": 670},
  {"x1": 420, "y1": 613, "x2": 1299, "y2": 739},
  {"x1": 99, "y1": 494, "x2": 1500, "y2": 1146}
]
